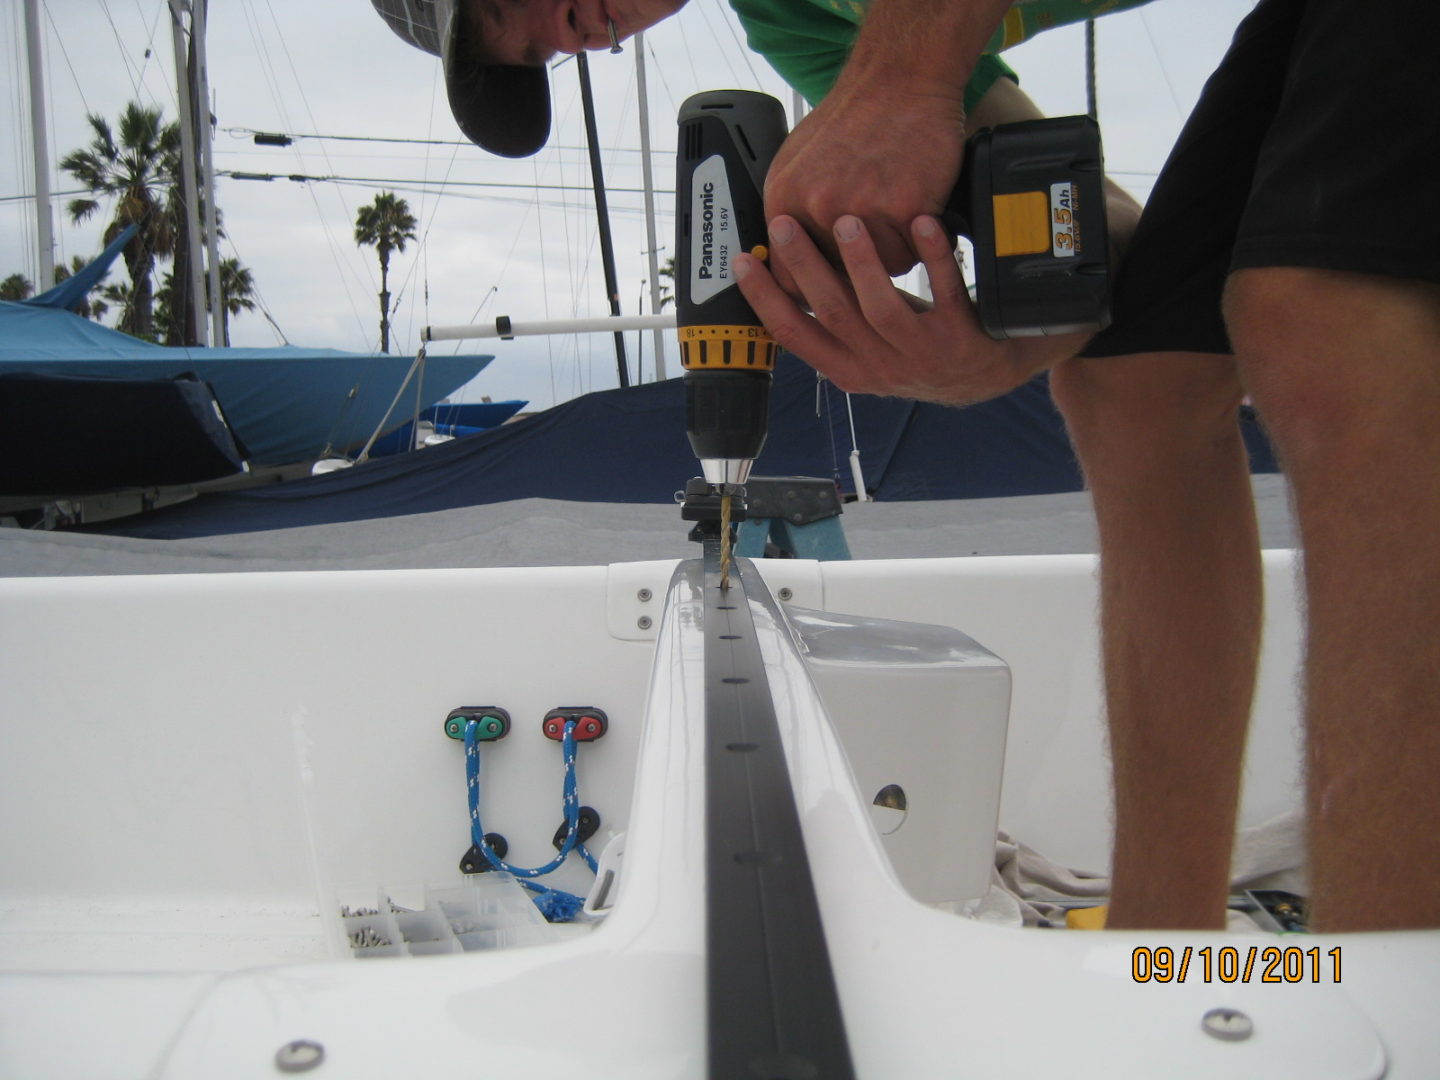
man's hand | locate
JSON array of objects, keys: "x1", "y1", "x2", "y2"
[
  {"x1": 763, "y1": 85, "x2": 966, "y2": 287},
  {"x1": 758, "y1": 0, "x2": 1014, "y2": 291},
  {"x1": 735, "y1": 212, "x2": 1091, "y2": 405}
]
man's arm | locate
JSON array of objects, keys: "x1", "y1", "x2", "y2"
[
  {"x1": 763, "y1": 0, "x2": 1015, "y2": 282},
  {"x1": 738, "y1": 77, "x2": 1142, "y2": 407}
]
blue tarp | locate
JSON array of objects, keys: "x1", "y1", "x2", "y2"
[
  {"x1": 1, "y1": 371, "x2": 248, "y2": 493},
  {"x1": 5, "y1": 228, "x2": 494, "y2": 469},
  {"x1": 0, "y1": 300, "x2": 492, "y2": 467},
  {"x1": 90, "y1": 352, "x2": 1279, "y2": 539}
]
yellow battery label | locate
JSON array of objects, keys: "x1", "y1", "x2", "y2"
[
  {"x1": 991, "y1": 191, "x2": 1051, "y2": 257},
  {"x1": 678, "y1": 324, "x2": 777, "y2": 370}
]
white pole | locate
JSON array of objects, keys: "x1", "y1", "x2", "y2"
[
  {"x1": 426, "y1": 312, "x2": 676, "y2": 342},
  {"x1": 193, "y1": 0, "x2": 225, "y2": 345},
  {"x1": 23, "y1": 0, "x2": 55, "y2": 289},
  {"x1": 635, "y1": 32, "x2": 668, "y2": 380},
  {"x1": 844, "y1": 392, "x2": 870, "y2": 502},
  {"x1": 169, "y1": 0, "x2": 208, "y2": 344}
]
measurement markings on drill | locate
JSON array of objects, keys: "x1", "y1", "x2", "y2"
[{"x1": 700, "y1": 549, "x2": 855, "y2": 1080}]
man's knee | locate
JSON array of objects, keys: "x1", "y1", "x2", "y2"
[
  {"x1": 1225, "y1": 267, "x2": 1440, "y2": 463},
  {"x1": 1051, "y1": 352, "x2": 1243, "y2": 449}
]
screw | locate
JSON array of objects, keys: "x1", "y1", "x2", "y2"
[
  {"x1": 777, "y1": 587, "x2": 793, "y2": 601},
  {"x1": 1201, "y1": 1008, "x2": 1253, "y2": 1042},
  {"x1": 637, "y1": 615, "x2": 653, "y2": 630},
  {"x1": 637, "y1": 588, "x2": 653, "y2": 602},
  {"x1": 275, "y1": 1039, "x2": 325, "y2": 1072}
]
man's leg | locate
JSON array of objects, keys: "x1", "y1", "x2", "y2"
[
  {"x1": 1226, "y1": 266, "x2": 1440, "y2": 931},
  {"x1": 1051, "y1": 352, "x2": 1262, "y2": 929}
]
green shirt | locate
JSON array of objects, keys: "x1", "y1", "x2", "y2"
[{"x1": 729, "y1": 0, "x2": 1159, "y2": 112}]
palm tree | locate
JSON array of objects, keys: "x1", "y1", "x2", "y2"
[
  {"x1": 60, "y1": 102, "x2": 180, "y2": 341},
  {"x1": 50, "y1": 256, "x2": 111, "y2": 319},
  {"x1": 156, "y1": 254, "x2": 255, "y2": 345},
  {"x1": 98, "y1": 282, "x2": 131, "y2": 323},
  {"x1": 353, "y1": 191, "x2": 417, "y2": 353},
  {"x1": 218, "y1": 258, "x2": 257, "y2": 345},
  {"x1": 1, "y1": 274, "x2": 33, "y2": 301}
]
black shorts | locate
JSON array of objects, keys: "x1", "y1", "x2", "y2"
[{"x1": 1083, "y1": 0, "x2": 1440, "y2": 358}]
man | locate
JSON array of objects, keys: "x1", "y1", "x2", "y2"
[
  {"x1": 734, "y1": 0, "x2": 1440, "y2": 935},
  {"x1": 376, "y1": 0, "x2": 1440, "y2": 932}
]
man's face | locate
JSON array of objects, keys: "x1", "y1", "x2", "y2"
[{"x1": 464, "y1": 0, "x2": 689, "y2": 66}]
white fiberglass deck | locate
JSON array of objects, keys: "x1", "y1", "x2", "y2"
[{"x1": 0, "y1": 552, "x2": 1435, "y2": 1077}]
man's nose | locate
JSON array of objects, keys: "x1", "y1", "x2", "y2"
[{"x1": 549, "y1": 0, "x2": 587, "y2": 54}]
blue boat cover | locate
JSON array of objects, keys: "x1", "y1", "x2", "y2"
[
  {"x1": 0, "y1": 300, "x2": 492, "y2": 466},
  {"x1": 91, "y1": 352, "x2": 1278, "y2": 539},
  {"x1": 24, "y1": 225, "x2": 138, "y2": 312},
  {"x1": 5, "y1": 229, "x2": 493, "y2": 468},
  {"x1": 1, "y1": 371, "x2": 247, "y2": 493}
]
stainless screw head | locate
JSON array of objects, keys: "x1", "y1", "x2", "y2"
[
  {"x1": 275, "y1": 1039, "x2": 325, "y2": 1072},
  {"x1": 1201, "y1": 1008, "x2": 1253, "y2": 1042},
  {"x1": 777, "y1": 587, "x2": 793, "y2": 601},
  {"x1": 637, "y1": 615, "x2": 653, "y2": 630},
  {"x1": 637, "y1": 588, "x2": 652, "y2": 602}
]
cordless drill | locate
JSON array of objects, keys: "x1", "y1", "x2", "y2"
[
  {"x1": 675, "y1": 91, "x2": 1111, "y2": 584},
  {"x1": 676, "y1": 91, "x2": 787, "y2": 588}
]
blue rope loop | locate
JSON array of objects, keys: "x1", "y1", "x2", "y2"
[{"x1": 464, "y1": 716, "x2": 596, "y2": 918}]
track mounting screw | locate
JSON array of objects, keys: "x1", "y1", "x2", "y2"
[
  {"x1": 275, "y1": 1039, "x2": 325, "y2": 1072},
  {"x1": 1201, "y1": 1008, "x2": 1253, "y2": 1042}
]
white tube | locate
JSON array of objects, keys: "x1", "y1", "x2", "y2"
[
  {"x1": 426, "y1": 312, "x2": 676, "y2": 343},
  {"x1": 848, "y1": 449, "x2": 869, "y2": 503}
]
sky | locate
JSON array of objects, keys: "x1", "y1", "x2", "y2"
[{"x1": 3, "y1": 0, "x2": 1256, "y2": 414}]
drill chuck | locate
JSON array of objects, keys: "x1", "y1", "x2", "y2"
[{"x1": 685, "y1": 368, "x2": 770, "y2": 486}]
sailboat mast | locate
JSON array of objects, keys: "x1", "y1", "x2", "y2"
[
  {"x1": 169, "y1": 0, "x2": 207, "y2": 345},
  {"x1": 634, "y1": 33, "x2": 667, "y2": 380},
  {"x1": 576, "y1": 52, "x2": 630, "y2": 389},
  {"x1": 23, "y1": 0, "x2": 55, "y2": 289},
  {"x1": 192, "y1": 0, "x2": 225, "y2": 346}
]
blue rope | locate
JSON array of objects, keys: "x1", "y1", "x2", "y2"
[{"x1": 464, "y1": 717, "x2": 596, "y2": 918}]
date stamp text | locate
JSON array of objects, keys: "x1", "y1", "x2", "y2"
[{"x1": 1132, "y1": 945, "x2": 1341, "y2": 984}]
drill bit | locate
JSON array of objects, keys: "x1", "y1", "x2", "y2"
[{"x1": 719, "y1": 492, "x2": 733, "y2": 590}]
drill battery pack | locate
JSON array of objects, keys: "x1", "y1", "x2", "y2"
[{"x1": 946, "y1": 115, "x2": 1111, "y2": 339}]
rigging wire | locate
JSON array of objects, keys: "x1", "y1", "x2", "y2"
[
  {"x1": 221, "y1": 170, "x2": 677, "y2": 196},
  {"x1": 1137, "y1": 7, "x2": 1186, "y2": 119},
  {"x1": 244, "y1": 0, "x2": 374, "y2": 350},
  {"x1": 218, "y1": 229, "x2": 288, "y2": 345},
  {"x1": 130, "y1": 0, "x2": 168, "y2": 109},
  {"x1": 388, "y1": 66, "x2": 460, "y2": 353},
  {"x1": 96, "y1": 0, "x2": 150, "y2": 108},
  {"x1": 707, "y1": 0, "x2": 764, "y2": 89}
]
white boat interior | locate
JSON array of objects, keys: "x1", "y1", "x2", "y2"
[{"x1": 1, "y1": 542, "x2": 1436, "y2": 1077}]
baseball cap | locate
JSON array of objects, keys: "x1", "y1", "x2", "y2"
[{"x1": 371, "y1": 0, "x2": 551, "y2": 157}]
